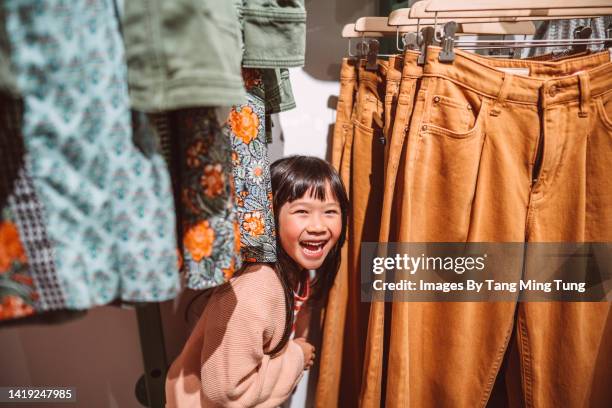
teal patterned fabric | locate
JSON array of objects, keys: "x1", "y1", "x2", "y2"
[{"x1": 5, "y1": 0, "x2": 179, "y2": 308}]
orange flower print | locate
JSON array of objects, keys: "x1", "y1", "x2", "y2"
[
  {"x1": 0, "y1": 221, "x2": 28, "y2": 273},
  {"x1": 0, "y1": 295, "x2": 35, "y2": 320},
  {"x1": 222, "y1": 259, "x2": 235, "y2": 280},
  {"x1": 229, "y1": 106, "x2": 259, "y2": 145},
  {"x1": 231, "y1": 151, "x2": 239, "y2": 166},
  {"x1": 236, "y1": 189, "x2": 248, "y2": 208},
  {"x1": 233, "y1": 221, "x2": 241, "y2": 253},
  {"x1": 248, "y1": 162, "x2": 265, "y2": 184},
  {"x1": 186, "y1": 140, "x2": 208, "y2": 169},
  {"x1": 183, "y1": 221, "x2": 215, "y2": 262},
  {"x1": 243, "y1": 212, "x2": 265, "y2": 237},
  {"x1": 242, "y1": 68, "x2": 262, "y2": 90},
  {"x1": 200, "y1": 164, "x2": 225, "y2": 198}
]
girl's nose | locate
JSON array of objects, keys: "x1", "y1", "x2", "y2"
[
  {"x1": 307, "y1": 224, "x2": 326, "y2": 234},
  {"x1": 306, "y1": 217, "x2": 326, "y2": 234}
]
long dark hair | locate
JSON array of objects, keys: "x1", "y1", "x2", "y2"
[{"x1": 266, "y1": 155, "x2": 349, "y2": 356}]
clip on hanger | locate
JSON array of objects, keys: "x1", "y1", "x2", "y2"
[
  {"x1": 606, "y1": 23, "x2": 612, "y2": 48},
  {"x1": 606, "y1": 23, "x2": 612, "y2": 61},
  {"x1": 571, "y1": 25, "x2": 593, "y2": 53},
  {"x1": 355, "y1": 40, "x2": 368, "y2": 59},
  {"x1": 343, "y1": 23, "x2": 381, "y2": 59},
  {"x1": 365, "y1": 39, "x2": 380, "y2": 71},
  {"x1": 417, "y1": 26, "x2": 437, "y2": 65},
  {"x1": 403, "y1": 32, "x2": 420, "y2": 51},
  {"x1": 439, "y1": 21, "x2": 459, "y2": 62}
]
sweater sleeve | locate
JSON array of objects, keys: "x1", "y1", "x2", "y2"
[{"x1": 200, "y1": 267, "x2": 304, "y2": 407}]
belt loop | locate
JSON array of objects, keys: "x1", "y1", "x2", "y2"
[
  {"x1": 490, "y1": 72, "x2": 514, "y2": 117},
  {"x1": 577, "y1": 71, "x2": 590, "y2": 118},
  {"x1": 540, "y1": 83, "x2": 548, "y2": 110}
]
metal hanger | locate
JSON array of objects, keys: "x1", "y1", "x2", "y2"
[{"x1": 406, "y1": 1, "x2": 612, "y2": 63}]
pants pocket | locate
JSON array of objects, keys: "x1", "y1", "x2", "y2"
[
  {"x1": 408, "y1": 100, "x2": 489, "y2": 242},
  {"x1": 425, "y1": 80, "x2": 486, "y2": 136}
]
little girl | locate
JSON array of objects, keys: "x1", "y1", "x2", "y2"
[{"x1": 165, "y1": 155, "x2": 349, "y2": 407}]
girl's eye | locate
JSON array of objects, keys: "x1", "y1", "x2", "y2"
[
  {"x1": 325, "y1": 210, "x2": 339, "y2": 215},
  {"x1": 294, "y1": 210, "x2": 308, "y2": 214}
]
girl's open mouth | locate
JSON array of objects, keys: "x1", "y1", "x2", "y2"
[{"x1": 300, "y1": 240, "x2": 329, "y2": 258}]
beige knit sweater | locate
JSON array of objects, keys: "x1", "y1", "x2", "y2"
[{"x1": 165, "y1": 264, "x2": 305, "y2": 407}]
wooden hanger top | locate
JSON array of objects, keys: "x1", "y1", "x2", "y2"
[
  {"x1": 424, "y1": 0, "x2": 612, "y2": 12},
  {"x1": 408, "y1": 0, "x2": 612, "y2": 18},
  {"x1": 388, "y1": 7, "x2": 606, "y2": 25},
  {"x1": 341, "y1": 23, "x2": 384, "y2": 38},
  {"x1": 354, "y1": 17, "x2": 413, "y2": 33},
  {"x1": 461, "y1": 21, "x2": 536, "y2": 35},
  {"x1": 354, "y1": 16, "x2": 535, "y2": 35}
]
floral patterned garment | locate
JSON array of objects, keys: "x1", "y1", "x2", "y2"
[
  {"x1": 4, "y1": 0, "x2": 180, "y2": 313},
  {"x1": 0, "y1": 94, "x2": 60, "y2": 321},
  {"x1": 0, "y1": 96, "x2": 34, "y2": 321},
  {"x1": 0, "y1": 210, "x2": 36, "y2": 321},
  {"x1": 169, "y1": 108, "x2": 242, "y2": 289},
  {"x1": 228, "y1": 69, "x2": 277, "y2": 263}
]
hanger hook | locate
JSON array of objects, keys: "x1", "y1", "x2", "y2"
[
  {"x1": 434, "y1": 12, "x2": 438, "y2": 36},
  {"x1": 396, "y1": 26, "x2": 403, "y2": 52}
]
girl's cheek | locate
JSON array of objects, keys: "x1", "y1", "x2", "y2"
[{"x1": 334, "y1": 216, "x2": 343, "y2": 236}]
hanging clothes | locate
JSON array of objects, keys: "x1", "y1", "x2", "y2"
[
  {"x1": 323, "y1": 43, "x2": 612, "y2": 408},
  {"x1": 316, "y1": 56, "x2": 358, "y2": 407},
  {"x1": 122, "y1": 0, "x2": 246, "y2": 111},
  {"x1": 121, "y1": 1, "x2": 306, "y2": 288},
  {"x1": 150, "y1": 108, "x2": 243, "y2": 290},
  {"x1": 524, "y1": 17, "x2": 612, "y2": 58},
  {"x1": 239, "y1": 0, "x2": 307, "y2": 69},
  {"x1": 1, "y1": 0, "x2": 179, "y2": 323},
  {"x1": 0, "y1": 94, "x2": 39, "y2": 320},
  {"x1": 229, "y1": 69, "x2": 277, "y2": 263},
  {"x1": 228, "y1": 0, "x2": 307, "y2": 263},
  {"x1": 316, "y1": 58, "x2": 388, "y2": 408}
]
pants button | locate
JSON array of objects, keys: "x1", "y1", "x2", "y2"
[{"x1": 549, "y1": 85, "x2": 558, "y2": 97}]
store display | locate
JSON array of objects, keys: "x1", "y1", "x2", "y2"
[
  {"x1": 319, "y1": 4, "x2": 612, "y2": 407},
  {"x1": 123, "y1": 1, "x2": 305, "y2": 282},
  {"x1": 1, "y1": 0, "x2": 180, "y2": 322},
  {"x1": 0, "y1": 1, "x2": 610, "y2": 407}
]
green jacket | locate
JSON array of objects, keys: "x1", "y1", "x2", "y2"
[
  {"x1": 122, "y1": 0, "x2": 305, "y2": 111},
  {"x1": 240, "y1": 0, "x2": 306, "y2": 68},
  {"x1": 123, "y1": 0, "x2": 246, "y2": 111}
]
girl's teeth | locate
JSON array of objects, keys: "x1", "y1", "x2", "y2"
[
  {"x1": 303, "y1": 245, "x2": 323, "y2": 256},
  {"x1": 301, "y1": 241, "x2": 326, "y2": 256}
]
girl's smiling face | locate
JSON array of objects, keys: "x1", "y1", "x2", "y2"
[{"x1": 277, "y1": 183, "x2": 342, "y2": 271}]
